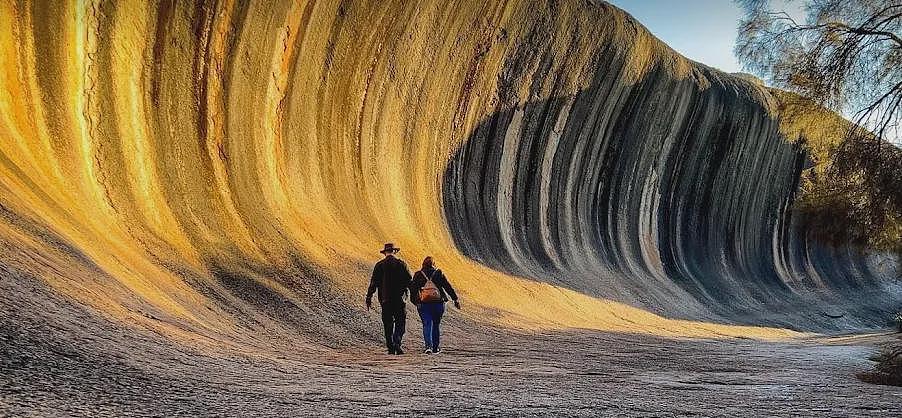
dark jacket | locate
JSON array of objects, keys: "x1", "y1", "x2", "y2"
[
  {"x1": 367, "y1": 255, "x2": 413, "y2": 305},
  {"x1": 410, "y1": 267, "x2": 458, "y2": 304}
]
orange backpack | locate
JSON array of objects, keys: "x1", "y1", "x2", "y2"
[{"x1": 418, "y1": 270, "x2": 443, "y2": 303}]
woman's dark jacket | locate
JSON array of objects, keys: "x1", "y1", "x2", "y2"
[{"x1": 409, "y1": 267, "x2": 458, "y2": 304}]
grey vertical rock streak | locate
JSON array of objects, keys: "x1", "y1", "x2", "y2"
[{"x1": 443, "y1": 59, "x2": 900, "y2": 330}]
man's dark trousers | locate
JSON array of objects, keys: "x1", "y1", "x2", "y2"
[{"x1": 381, "y1": 301, "x2": 405, "y2": 350}]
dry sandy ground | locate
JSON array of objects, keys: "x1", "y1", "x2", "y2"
[{"x1": 3, "y1": 275, "x2": 901, "y2": 417}]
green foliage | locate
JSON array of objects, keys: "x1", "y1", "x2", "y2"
[
  {"x1": 858, "y1": 340, "x2": 902, "y2": 386},
  {"x1": 794, "y1": 136, "x2": 902, "y2": 254},
  {"x1": 773, "y1": 90, "x2": 902, "y2": 254}
]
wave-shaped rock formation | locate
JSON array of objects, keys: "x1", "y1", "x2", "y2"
[{"x1": 1, "y1": 0, "x2": 899, "y2": 346}]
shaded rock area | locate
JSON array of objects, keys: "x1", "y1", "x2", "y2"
[{"x1": 444, "y1": 95, "x2": 900, "y2": 330}]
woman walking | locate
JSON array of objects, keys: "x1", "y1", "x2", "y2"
[{"x1": 410, "y1": 256, "x2": 460, "y2": 354}]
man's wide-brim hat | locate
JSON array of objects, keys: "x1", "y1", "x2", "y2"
[{"x1": 380, "y1": 243, "x2": 400, "y2": 254}]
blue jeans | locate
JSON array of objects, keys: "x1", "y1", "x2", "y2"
[{"x1": 417, "y1": 302, "x2": 445, "y2": 351}]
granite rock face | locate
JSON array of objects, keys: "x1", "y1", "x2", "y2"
[
  {"x1": 0, "y1": 0, "x2": 898, "y2": 340},
  {"x1": 443, "y1": 67, "x2": 899, "y2": 329}
]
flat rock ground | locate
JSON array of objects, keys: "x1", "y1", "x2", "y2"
[{"x1": 2, "y1": 276, "x2": 901, "y2": 417}]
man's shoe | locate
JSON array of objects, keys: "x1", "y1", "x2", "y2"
[
  {"x1": 432, "y1": 348, "x2": 441, "y2": 354},
  {"x1": 394, "y1": 346, "x2": 404, "y2": 355},
  {"x1": 423, "y1": 348, "x2": 432, "y2": 354}
]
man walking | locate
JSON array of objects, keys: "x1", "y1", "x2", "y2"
[{"x1": 366, "y1": 243, "x2": 413, "y2": 354}]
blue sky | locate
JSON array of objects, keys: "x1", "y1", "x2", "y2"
[{"x1": 607, "y1": 0, "x2": 746, "y2": 73}]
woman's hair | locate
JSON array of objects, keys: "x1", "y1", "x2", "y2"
[{"x1": 422, "y1": 256, "x2": 434, "y2": 269}]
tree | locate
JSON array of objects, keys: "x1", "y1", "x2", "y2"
[
  {"x1": 736, "y1": 0, "x2": 901, "y2": 140},
  {"x1": 735, "y1": 0, "x2": 902, "y2": 254}
]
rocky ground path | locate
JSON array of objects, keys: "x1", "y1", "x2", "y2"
[
  {"x1": 2, "y1": 274, "x2": 900, "y2": 417},
  {"x1": 4, "y1": 316, "x2": 902, "y2": 416}
]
